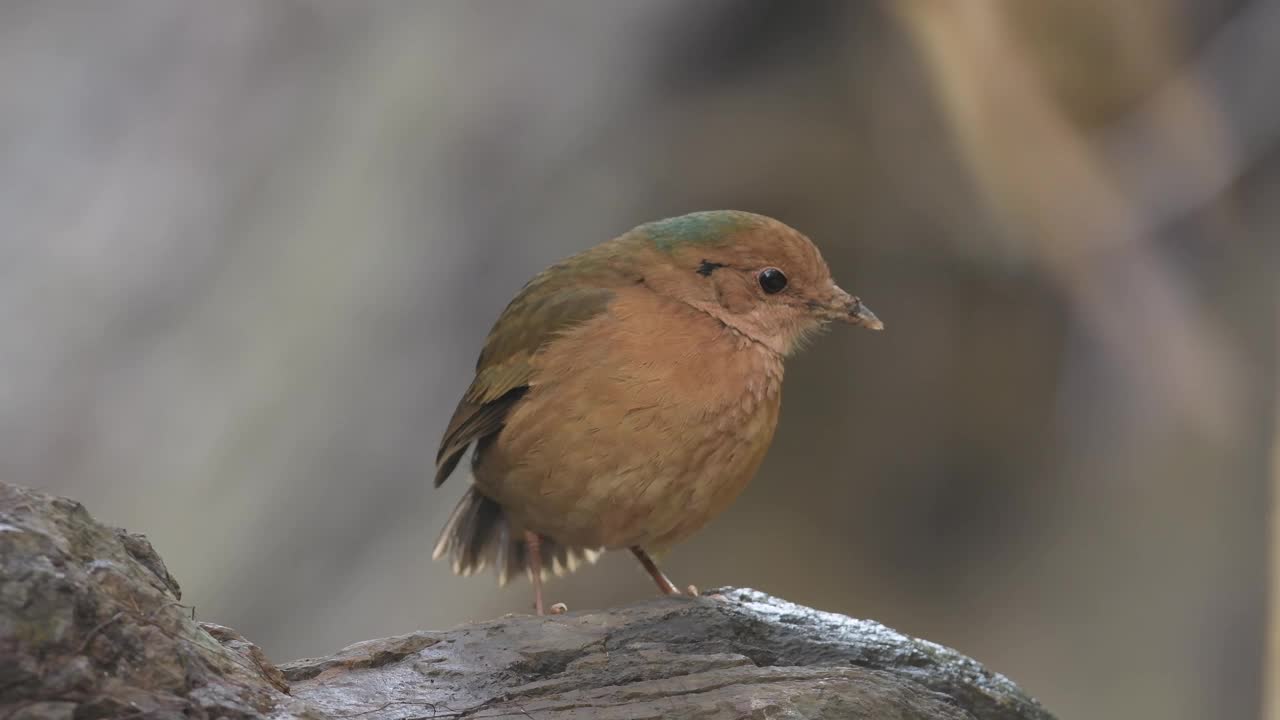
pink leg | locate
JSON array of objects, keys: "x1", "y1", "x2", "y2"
[
  {"x1": 631, "y1": 546, "x2": 681, "y2": 596},
  {"x1": 525, "y1": 530, "x2": 545, "y2": 615}
]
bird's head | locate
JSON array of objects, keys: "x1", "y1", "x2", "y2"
[{"x1": 634, "y1": 210, "x2": 882, "y2": 356}]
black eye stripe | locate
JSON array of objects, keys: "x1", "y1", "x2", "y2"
[
  {"x1": 758, "y1": 267, "x2": 787, "y2": 293},
  {"x1": 696, "y1": 259, "x2": 727, "y2": 276}
]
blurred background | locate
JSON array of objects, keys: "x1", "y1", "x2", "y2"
[{"x1": 3, "y1": 1, "x2": 1277, "y2": 718}]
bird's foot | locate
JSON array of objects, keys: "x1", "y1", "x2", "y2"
[
  {"x1": 530, "y1": 596, "x2": 572, "y2": 616},
  {"x1": 682, "y1": 584, "x2": 728, "y2": 602}
]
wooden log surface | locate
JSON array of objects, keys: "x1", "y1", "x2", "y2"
[{"x1": 0, "y1": 482, "x2": 1054, "y2": 720}]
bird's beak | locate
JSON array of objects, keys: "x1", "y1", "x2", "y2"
[
  {"x1": 847, "y1": 299, "x2": 883, "y2": 330},
  {"x1": 829, "y1": 286, "x2": 884, "y2": 330}
]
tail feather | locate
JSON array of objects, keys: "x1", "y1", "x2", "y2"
[{"x1": 433, "y1": 487, "x2": 600, "y2": 585}]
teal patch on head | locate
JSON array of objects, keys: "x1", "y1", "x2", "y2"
[{"x1": 643, "y1": 211, "x2": 759, "y2": 252}]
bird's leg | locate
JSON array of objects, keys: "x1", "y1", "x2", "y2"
[
  {"x1": 525, "y1": 530, "x2": 545, "y2": 615},
  {"x1": 630, "y1": 546, "x2": 681, "y2": 595}
]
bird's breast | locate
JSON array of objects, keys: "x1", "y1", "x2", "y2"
[{"x1": 479, "y1": 286, "x2": 784, "y2": 549}]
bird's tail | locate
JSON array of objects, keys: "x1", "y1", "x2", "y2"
[{"x1": 432, "y1": 487, "x2": 600, "y2": 584}]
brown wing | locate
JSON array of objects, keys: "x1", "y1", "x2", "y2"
[{"x1": 433, "y1": 282, "x2": 620, "y2": 486}]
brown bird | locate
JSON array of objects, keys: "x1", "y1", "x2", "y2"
[{"x1": 432, "y1": 210, "x2": 882, "y2": 614}]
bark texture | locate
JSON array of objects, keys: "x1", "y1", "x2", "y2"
[{"x1": 0, "y1": 482, "x2": 1054, "y2": 720}]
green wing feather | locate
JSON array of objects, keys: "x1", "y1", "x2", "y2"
[{"x1": 433, "y1": 248, "x2": 639, "y2": 487}]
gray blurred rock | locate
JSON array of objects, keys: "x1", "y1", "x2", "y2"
[{"x1": 1, "y1": 482, "x2": 1053, "y2": 720}]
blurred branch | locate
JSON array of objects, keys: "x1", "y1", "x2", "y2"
[
  {"x1": 1101, "y1": 0, "x2": 1280, "y2": 231},
  {"x1": 890, "y1": 0, "x2": 1261, "y2": 440},
  {"x1": 1267, "y1": 291, "x2": 1280, "y2": 720}
]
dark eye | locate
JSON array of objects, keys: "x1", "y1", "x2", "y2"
[{"x1": 758, "y1": 267, "x2": 788, "y2": 294}]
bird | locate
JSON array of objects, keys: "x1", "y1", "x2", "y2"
[{"x1": 432, "y1": 210, "x2": 882, "y2": 614}]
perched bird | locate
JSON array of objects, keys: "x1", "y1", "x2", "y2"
[{"x1": 432, "y1": 210, "x2": 881, "y2": 614}]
